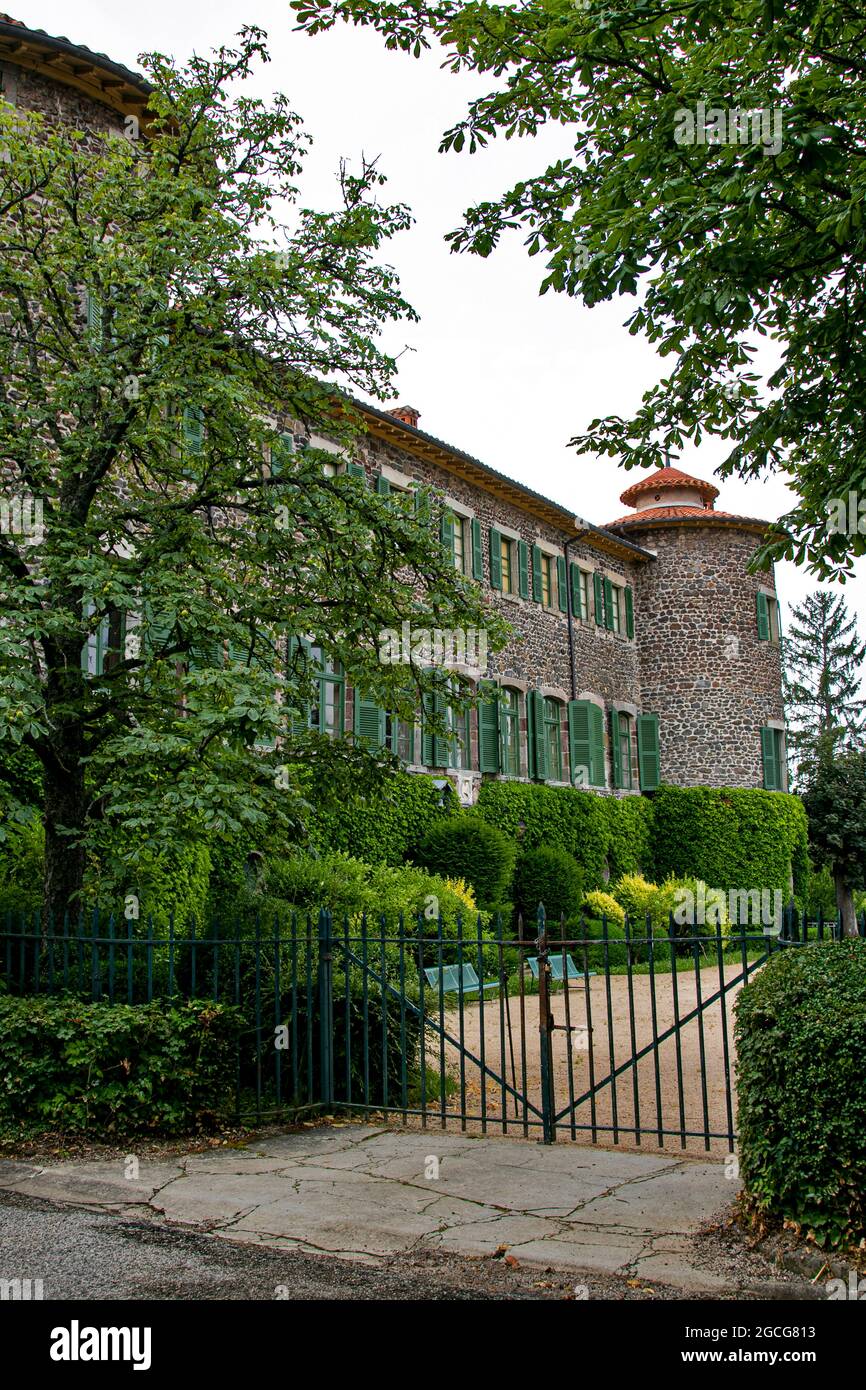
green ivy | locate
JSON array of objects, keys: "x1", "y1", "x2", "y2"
[
  {"x1": 651, "y1": 787, "x2": 809, "y2": 900},
  {"x1": 309, "y1": 770, "x2": 456, "y2": 866}
]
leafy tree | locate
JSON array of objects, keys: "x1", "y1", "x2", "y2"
[
  {"x1": 783, "y1": 590, "x2": 865, "y2": 784},
  {"x1": 295, "y1": 0, "x2": 866, "y2": 577},
  {"x1": 0, "y1": 28, "x2": 502, "y2": 917},
  {"x1": 802, "y1": 739, "x2": 866, "y2": 938}
]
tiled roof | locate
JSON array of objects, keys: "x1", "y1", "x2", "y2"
[
  {"x1": 0, "y1": 15, "x2": 151, "y2": 95},
  {"x1": 606, "y1": 505, "x2": 769, "y2": 531},
  {"x1": 619, "y1": 465, "x2": 720, "y2": 508}
]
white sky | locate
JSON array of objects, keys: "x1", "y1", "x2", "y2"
[{"x1": 18, "y1": 0, "x2": 866, "y2": 638}]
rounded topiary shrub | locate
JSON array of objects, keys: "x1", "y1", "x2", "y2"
[
  {"x1": 412, "y1": 814, "x2": 516, "y2": 911},
  {"x1": 735, "y1": 942, "x2": 866, "y2": 1251},
  {"x1": 513, "y1": 846, "x2": 583, "y2": 928}
]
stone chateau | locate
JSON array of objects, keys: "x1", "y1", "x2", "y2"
[{"x1": 0, "y1": 15, "x2": 788, "y2": 800}]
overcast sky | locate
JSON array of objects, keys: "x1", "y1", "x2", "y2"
[{"x1": 19, "y1": 0, "x2": 866, "y2": 639}]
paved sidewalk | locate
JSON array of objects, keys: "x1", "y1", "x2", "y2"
[{"x1": 0, "y1": 1125, "x2": 741, "y2": 1293}]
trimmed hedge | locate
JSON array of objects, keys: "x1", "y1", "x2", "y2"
[
  {"x1": 0, "y1": 996, "x2": 240, "y2": 1135},
  {"x1": 412, "y1": 815, "x2": 516, "y2": 910},
  {"x1": 475, "y1": 783, "x2": 613, "y2": 887},
  {"x1": 513, "y1": 846, "x2": 583, "y2": 925},
  {"x1": 652, "y1": 787, "x2": 809, "y2": 900},
  {"x1": 736, "y1": 943, "x2": 866, "y2": 1251}
]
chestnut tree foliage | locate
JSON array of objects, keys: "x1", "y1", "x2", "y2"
[
  {"x1": 0, "y1": 29, "x2": 500, "y2": 914},
  {"x1": 295, "y1": 0, "x2": 866, "y2": 578}
]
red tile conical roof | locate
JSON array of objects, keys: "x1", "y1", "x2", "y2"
[{"x1": 619, "y1": 465, "x2": 719, "y2": 509}]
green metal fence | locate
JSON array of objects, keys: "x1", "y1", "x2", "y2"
[{"x1": 1, "y1": 902, "x2": 862, "y2": 1150}]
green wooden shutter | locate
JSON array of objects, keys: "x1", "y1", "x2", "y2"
[
  {"x1": 518, "y1": 541, "x2": 530, "y2": 599},
  {"x1": 441, "y1": 509, "x2": 456, "y2": 560},
  {"x1": 85, "y1": 290, "x2": 103, "y2": 344},
  {"x1": 271, "y1": 432, "x2": 294, "y2": 477},
  {"x1": 434, "y1": 688, "x2": 451, "y2": 767},
  {"x1": 593, "y1": 572, "x2": 604, "y2": 625},
  {"x1": 588, "y1": 703, "x2": 606, "y2": 786},
  {"x1": 489, "y1": 527, "x2": 503, "y2": 589},
  {"x1": 375, "y1": 472, "x2": 391, "y2": 497},
  {"x1": 761, "y1": 726, "x2": 780, "y2": 789},
  {"x1": 637, "y1": 713, "x2": 660, "y2": 791},
  {"x1": 529, "y1": 689, "x2": 548, "y2": 780},
  {"x1": 567, "y1": 700, "x2": 591, "y2": 786},
  {"x1": 756, "y1": 591, "x2": 770, "y2": 641},
  {"x1": 478, "y1": 682, "x2": 501, "y2": 772},
  {"x1": 609, "y1": 708, "x2": 623, "y2": 788},
  {"x1": 287, "y1": 635, "x2": 313, "y2": 732},
  {"x1": 346, "y1": 461, "x2": 365, "y2": 482},
  {"x1": 624, "y1": 586, "x2": 635, "y2": 639},
  {"x1": 182, "y1": 405, "x2": 204, "y2": 454},
  {"x1": 603, "y1": 577, "x2": 615, "y2": 630},
  {"x1": 141, "y1": 602, "x2": 174, "y2": 658},
  {"x1": 356, "y1": 695, "x2": 385, "y2": 747},
  {"x1": 569, "y1": 563, "x2": 583, "y2": 619},
  {"x1": 557, "y1": 556, "x2": 568, "y2": 613},
  {"x1": 421, "y1": 689, "x2": 435, "y2": 766},
  {"x1": 414, "y1": 487, "x2": 431, "y2": 522},
  {"x1": 422, "y1": 682, "x2": 449, "y2": 766},
  {"x1": 531, "y1": 545, "x2": 543, "y2": 602},
  {"x1": 470, "y1": 518, "x2": 483, "y2": 580}
]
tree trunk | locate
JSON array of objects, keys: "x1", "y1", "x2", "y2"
[{"x1": 834, "y1": 868, "x2": 858, "y2": 940}]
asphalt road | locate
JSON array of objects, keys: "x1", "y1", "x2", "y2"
[{"x1": 0, "y1": 1190, "x2": 670, "y2": 1301}]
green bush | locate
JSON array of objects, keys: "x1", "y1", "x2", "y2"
[
  {"x1": 0, "y1": 995, "x2": 240, "y2": 1135},
  {"x1": 736, "y1": 942, "x2": 866, "y2": 1252},
  {"x1": 602, "y1": 796, "x2": 655, "y2": 880},
  {"x1": 513, "y1": 846, "x2": 583, "y2": 926},
  {"x1": 581, "y1": 889, "x2": 625, "y2": 928},
  {"x1": 652, "y1": 787, "x2": 809, "y2": 902},
  {"x1": 412, "y1": 815, "x2": 516, "y2": 910},
  {"x1": 0, "y1": 817, "x2": 44, "y2": 919}
]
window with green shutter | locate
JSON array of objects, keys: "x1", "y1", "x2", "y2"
[
  {"x1": 603, "y1": 577, "x2": 615, "y2": 631},
  {"x1": 375, "y1": 472, "x2": 391, "y2": 497},
  {"x1": 489, "y1": 527, "x2": 503, "y2": 589},
  {"x1": 422, "y1": 680, "x2": 450, "y2": 767},
  {"x1": 609, "y1": 709, "x2": 633, "y2": 789},
  {"x1": 756, "y1": 591, "x2": 770, "y2": 641},
  {"x1": 440, "y1": 509, "x2": 456, "y2": 562},
  {"x1": 557, "y1": 556, "x2": 568, "y2": 613},
  {"x1": 270, "y1": 432, "x2": 294, "y2": 477},
  {"x1": 384, "y1": 711, "x2": 415, "y2": 763},
  {"x1": 499, "y1": 687, "x2": 521, "y2": 776},
  {"x1": 624, "y1": 586, "x2": 635, "y2": 639},
  {"x1": 182, "y1": 405, "x2": 204, "y2": 456},
  {"x1": 471, "y1": 518, "x2": 484, "y2": 580},
  {"x1": 355, "y1": 695, "x2": 386, "y2": 747},
  {"x1": 413, "y1": 486, "x2": 431, "y2": 521},
  {"x1": 569, "y1": 562, "x2": 584, "y2": 619},
  {"x1": 636, "y1": 713, "x2": 660, "y2": 791},
  {"x1": 346, "y1": 461, "x2": 366, "y2": 482},
  {"x1": 543, "y1": 698, "x2": 563, "y2": 780},
  {"x1": 478, "y1": 681, "x2": 501, "y2": 773},
  {"x1": 761, "y1": 726, "x2": 785, "y2": 790},
  {"x1": 309, "y1": 649, "x2": 344, "y2": 737},
  {"x1": 567, "y1": 701, "x2": 594, "y2": 786},
  {"x1": 85, "y1": 289, "x2": 104, "y2": 346},
  {"x1": 518, "y1": 540, "x2": 530, "y2": 599},
  {"x1": 531, "y1": 545, "x2": 543, "y2": 602},
  {"x1": 528, "y1": 688, "x2": 548, "y2": 780},
  {"x1": 593, "y1": 571, "x2": 604, "y2": 625}
]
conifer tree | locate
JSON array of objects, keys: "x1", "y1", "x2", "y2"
[{"x1": 783, "y1": 592, "x2": 865, "y2": 785}]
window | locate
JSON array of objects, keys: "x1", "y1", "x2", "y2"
[
  {"x1": 448, "y1": 702, "x2": 472, "y2": 770},
  {"x1": 499, "y1": 688, "x2": 521, "y2": 776},
  {"x1": 385, "y1": 712, "x2": 415, "y2": 763},
  {"x1": 610, "y1": 709, "x2": 633, "y2": 790},
  {"x1": 544, "y1": 698, "x2": 563, "y2": 780},
  {"x1": 757, "y1": 592, "x2": 780, "y2": 643},
  {"x1": 541, "y1": 555, "x2": 553, "y2": 608},
  {"x1": 580, "y1": 570, "x2": 590, "y2": 622},
  {"x1": 761, "y1": 726, "x2": 786, "y2": 790},
  {"x1": 489, "y1": 527, "x2": 515, "y2": 591},
  {"x1": 309, "y1": 647, "x2": 344, "y2": 737},
  {"x1": 500, "y1": 536, "x2": 514, "y2": 594},
  {"x1": 82, "y1": 604, "x2": 125, "y2": 677},
  {"x1": 453, "y1": 513, "x2": 467, "y2": 573}
]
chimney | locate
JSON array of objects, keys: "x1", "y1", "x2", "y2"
[{"x1": 388, "y1": 404, "x2": 421, "y2": 430}]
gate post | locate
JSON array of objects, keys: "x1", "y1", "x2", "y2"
[
  {"x1": 536, "y1": 903, "x2": 556, "y2": 1143},
  {"x1": 317, "y1": 908, "x2": 334, "y2": 1109}
]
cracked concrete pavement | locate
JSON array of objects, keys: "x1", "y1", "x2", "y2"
[{"x1": 0, "y1": 1124, "x2": 742, "y2": 1294}]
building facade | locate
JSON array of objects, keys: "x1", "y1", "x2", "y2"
[{"x1": 0, "y1": 16, "x2": 788, "y2": 801}]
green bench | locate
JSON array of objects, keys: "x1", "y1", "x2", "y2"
[
  {"x1": 525, "y1": 954, "x2": 596, "y2": 985},
  {"x1": 423, "y1": 964, "x2": 500, "y2": 997}
]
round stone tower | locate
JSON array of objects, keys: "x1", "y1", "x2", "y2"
[{"x1": 606, "y1": 466, "x2": 787, "y2": 791}]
